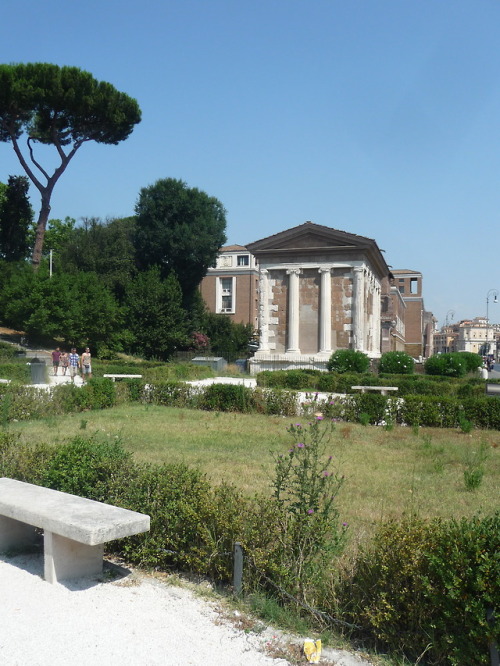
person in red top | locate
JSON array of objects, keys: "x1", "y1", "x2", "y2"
[{"x1": 51, "y1": 347, "x2": 61, "y2": 376}]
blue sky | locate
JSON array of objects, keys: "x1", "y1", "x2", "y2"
[{"x1": 2, "y1": 0, "x2": 500, "y2": 328}]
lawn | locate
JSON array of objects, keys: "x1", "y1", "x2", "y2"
[{"x1": 8, "y1": 403, "x2": 500, "y2": 543}]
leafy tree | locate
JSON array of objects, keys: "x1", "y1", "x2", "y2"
[
  {"x1": 125, "y1": 268, "x2": 188, "y2": 360},
  {"x1": 0, "y1": 263, "x2": 125, "y2": 349},
  {"x1": 0, "y1": 175, "x2": 33, "y2": 260},
  {"x1": 202, "y1": 312, "x2": 254, "y2": 359},
  {"x1": 57, "y1": 216, "x2": 136, "y2": 298},
  {"x1": 0, "y1": 63, "x2": 141, "y2": 268},
  {"x1": 41, "y1": 216, "x2": 76, "y2": 256},
  {"x1": 134, "y1": 178, "x2": 227, "y2": 304},
  {"x1": 327, "y1": 349, "x2": 370, "y2": 374}
]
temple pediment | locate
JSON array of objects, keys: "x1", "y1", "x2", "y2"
[{"x1": 247, "y1": 221, "x2": 374, "y2": 253}]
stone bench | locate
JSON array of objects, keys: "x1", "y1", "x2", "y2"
[
  {"x1": 351, "y1": 385, "x2": 398, "y2": 396},
  {"x1": 0, "y1": 478, "x2": 150, "y2": 584},
  {"x1": 103, "y1": 374, "x2": 143, "y2": 381},
  {"x1": 485, "y1": 382, "x2": 500, "y2": 397}
]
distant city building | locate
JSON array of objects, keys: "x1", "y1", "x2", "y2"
[{"x1": 434, "y1": 317, "x2": 500, "y2": 359}]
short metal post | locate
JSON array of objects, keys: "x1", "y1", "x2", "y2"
[
  {"x1": 487, "y1": 608, "x2": 499, "y2": 666},
  {"x1": 233, "y1": 542, "x2": 243, "y2": 596}
]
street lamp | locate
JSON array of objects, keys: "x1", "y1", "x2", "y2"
[{"x1": 486, "y1": 289, "x2": 499, "y2": 357}]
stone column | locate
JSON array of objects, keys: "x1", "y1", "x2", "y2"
[
  {"x1": 258, "y1": 269, "x2": 270, "y2": 351},
  {"x1": 318, "y1": 267, "x2": 332, "y2": 353},
  {"x1": 373, "y1": 282, "x2": 381, "y2": 353},
  {"x1": 286, "y1": 268, "x2": 301, "y2": 352},
  {"x1": 353, "y1": 266, "x2": 365, "y2": 351}
]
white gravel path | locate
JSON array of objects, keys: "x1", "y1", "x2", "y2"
[{"x1": 0, "y1": 554, "x2": 373, "y2": 666}]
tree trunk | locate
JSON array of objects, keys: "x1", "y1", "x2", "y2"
[{"x1": 31, "y1": 193, "x2": 51, "y2": 270}]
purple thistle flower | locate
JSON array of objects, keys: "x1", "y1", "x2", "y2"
[
  {"x1": 297, "y1": 442, "x2": 305, "y2": 448},
  {"x1": 307, "y1": 509, "x2": 314, "y2": 514},
  {"x1": 323, "y1": 471, "x2": 329, "y2": 477}
]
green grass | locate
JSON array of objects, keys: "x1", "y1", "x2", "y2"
[{"x1": 7, "y1": 404, "x2": 500, "y2": 544}]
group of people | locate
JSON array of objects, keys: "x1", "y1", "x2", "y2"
[{"x1": 51, "y1": 347, "x2": 92, "y2": 382}]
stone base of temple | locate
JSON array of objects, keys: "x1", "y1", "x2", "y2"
[
  {"x1": 248, "y1": 349, "x2": 382, "y2": 375},
  {"x1": 248, "y1": 351, "x2": 333, "y2": 375}
]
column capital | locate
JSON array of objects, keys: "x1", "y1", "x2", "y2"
[{"x1": 286, "y1": 267, "x2": 302, "y2": 276}]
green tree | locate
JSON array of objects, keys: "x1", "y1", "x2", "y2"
[
  {"x1": 57, "y1": 216, "x2": 136, "y2": 299},
  {"x1": 125, "y1": 268, "x2": 188, "y2": 360},
  {"x1": 0, "y1": 175, "x2": 33, "y2": 260},
  {"x1": 134, "y1": 178, "x2": 227, "y2": 304},
  {"x1": 202, "y1": 312, "x2": 254, "y2": 359},
  {"x1": 0, "y1": 263, "x2": 125, "y2": 350},
  {"x1": 0, "y1": 63, "x2": 141, "y2": 268}
]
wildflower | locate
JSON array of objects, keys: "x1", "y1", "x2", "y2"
[
  {"x1": 342, "y1": 522, "x2": 348, "y2": 527},
  {"x1": 323, "y1": 471, "x2": 330, "y2": 477},
  {"x1": 307, "y1": 509, "x2": 314, "y2": 514},
  {"x1": 297, "y1": 442, "x2": 305, "y2": 448}
]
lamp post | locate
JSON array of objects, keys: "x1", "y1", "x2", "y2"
[{"x1": 486, "y1": 289, "x2": 499, "y2": 358}]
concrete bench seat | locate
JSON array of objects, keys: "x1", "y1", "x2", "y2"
[
  {"x1": 485, "y1": 382, "x2": 500, "y2": 397},
  {"x1": 0, "y1": 478, "x2": 150, "y2": 584},
  {"x1": 103, "y1": 374, "x2": 143, "y2": 381},
  {"x1": 351, "y1": 385, "x2": 398, "y2": 396}
]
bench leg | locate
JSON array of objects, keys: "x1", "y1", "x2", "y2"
[
  {"x1": 0, "y1": 516, "x2": 39, "y2": 552},
  {"x1": 44, "y1": 531, "x2": 104, "y2": 584}
]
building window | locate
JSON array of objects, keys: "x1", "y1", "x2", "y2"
[
  {"x1": 237, "y1": 254, "x2": 249, "y2": 266},
  {"x1": 218, "y1": 277, "x2": 235, "y2": 313},
  {"x1": 410, "y1": 278, "x2": 418, "y2": 294},
  {"x1": 399, "y1": 286, "x2": 404, "y2": 294}
]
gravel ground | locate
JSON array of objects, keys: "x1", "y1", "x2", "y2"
[{"x1": 0, "y1": 554, "x2": 374, "y2": 666}]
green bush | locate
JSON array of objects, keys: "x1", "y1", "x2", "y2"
[
  {"x1": 339, "y1": 514, "x2": 500, "y2": 665},
  {"x1": 0, "y1": 361, "x2": 31, "y2": 382},
  {"x1": 252, "y1": 387, "x2": 299, "y2": 416},
  {"x1": 41, "y1": 436, "x2": 131, "y2": 502},
  {"x1": 424, "y1": 353, "x2": 468, "y2": 378},
  {"x1": 199, "y1": 383, "x2": 254, "y2": 412},
  {"x1": 0, "y1": 342, "x2": 17, "y2": 359},
  {"x1": 327, "y1": 349, "x2": 370, "y2": 374},
  {"x1": 458, "y1": 352, "x2": 483, "y2": 373},
  {"x1": 0, "y1": 431, "x2": 55, "y2": 482},
  {"x1": 379, "y1": 351, "x2": 414, "y2": 375},
  {"x1": 145, "y1": 381, "x2": 196, "y2": 408}
]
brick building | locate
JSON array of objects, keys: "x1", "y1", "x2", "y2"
[
  {"x1": 391, "y1": 269, "x2": 434, "y2": 359},
  {"x1": 199, "y1": 245, "x2": 259, "y2": 329}
]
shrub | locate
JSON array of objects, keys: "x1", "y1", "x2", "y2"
[
  {"x1": 199, "y1": 383, "x2": 254, "y2": 413},
  {"x1": 379, "y1": 351, "x2": 414, "y2": 375},
  {"x1": 41, "y1": 435, "x2": 131, "y2": 502},
  {"x1": 145, "y1": 381, "x2": 196, "y2": 408},
  {"x1": 327, "y1": 349, "x2": 370, "y2": 374},
  {"x1": 424, "y1": 353, "x2": 468, "y2": 378},
  {"x1": 339, "y1": 514, "x2": 500, "y2": 665},
  {"x1": 458, "y1": 352, "x2": 483, "y2": 373},
  {"x1": 252, "y1": 387, "x2": 299, "y2": 416}
]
